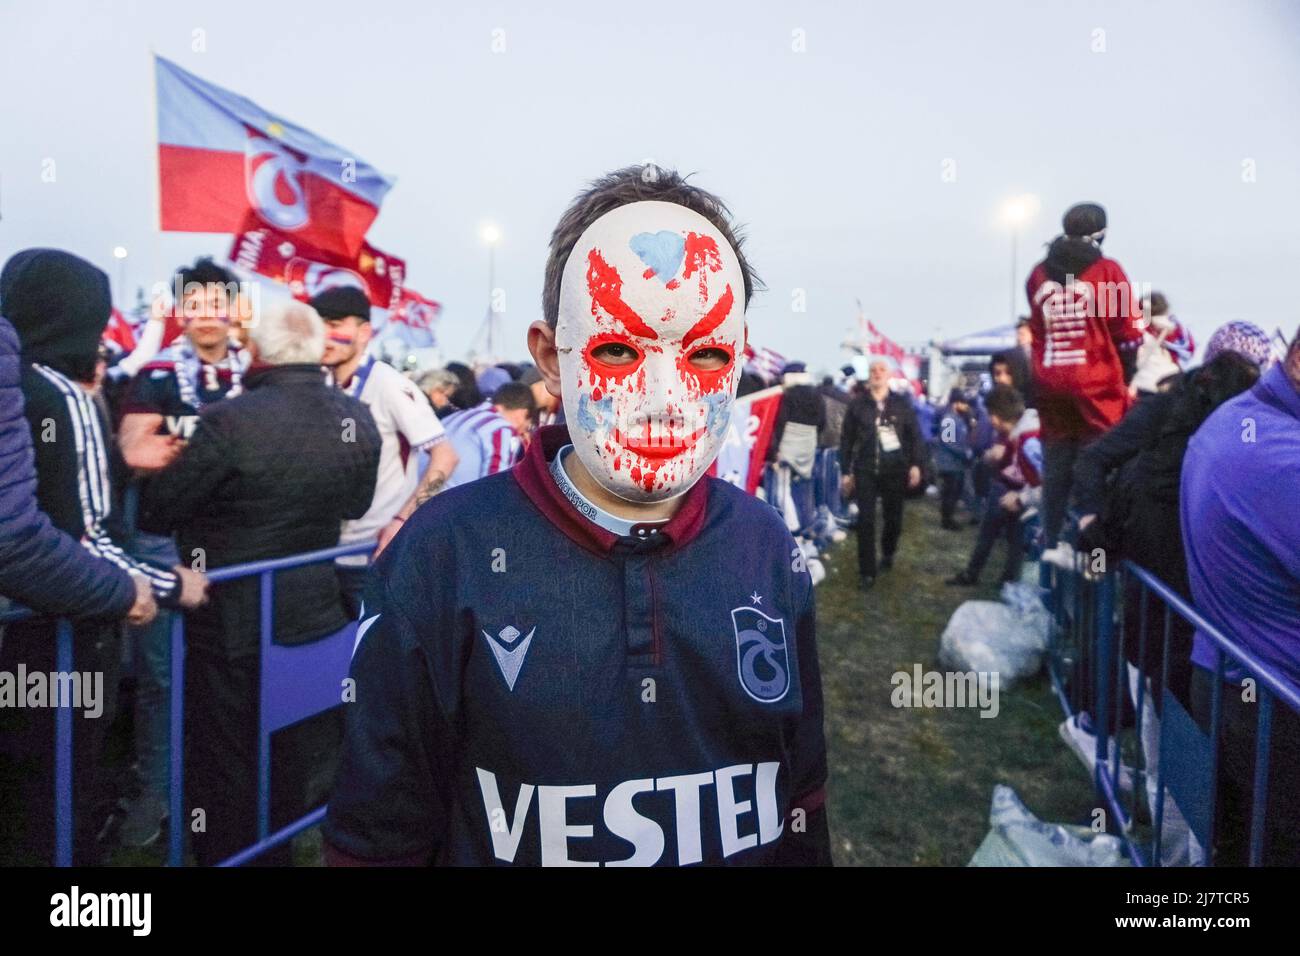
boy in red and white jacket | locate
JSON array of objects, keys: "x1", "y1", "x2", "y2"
[
  {"x1": 947, "y1": 385, "x2": 1042, "y2": 587},
  {"x1": 1025, "y1": 202, "x2": 1143, "y2": 546}
]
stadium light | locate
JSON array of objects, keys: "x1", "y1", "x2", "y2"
[
  {"x1": 481, "y1": 223, "x2": 501, "y2": 245},
  {"x1": 999, "y1": 194, "x2": 1039, "y2": 322},
  {"x1": 113, "y1": 245, "x2": 129, "y2": 259}
]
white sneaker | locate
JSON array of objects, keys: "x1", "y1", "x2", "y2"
[
  {"x1": 1040, "y1": 542, "x2": 1080, "y2": 573},
  {"x1": 1058, "y1": 715, "x2": 1136, "y2": 794}
]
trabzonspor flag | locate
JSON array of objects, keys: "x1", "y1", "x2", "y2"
[
  {"x1": 388, "y1": 288, "x2": 440, "y2": 348},
  {"x1": 710, "y1": 385, "x2": 783, "y2": 495},
  {"x1": 156, "y1": 56, "x2": 393, "y2": 258},
  {"x1": 228, "y1": 221, "x2": 405, "y2": 310}
]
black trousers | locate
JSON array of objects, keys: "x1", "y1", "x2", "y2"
[
  {"x1": 853, "y1": 470, "x2": 906, "y2": 579},
  {"x1": 938, "y1": 472, "x2": 963, "y2": 525},
  {"x1": 965, "y1": 492, "x2": 1024, "y2": 583},
  {"x1": 0, "y1": 621, "x2": 120, "y2": 866},
  {"x1": 336, "y1": 564, "x2": 369, "y2": 620},
  {"x1": 184, "y1": 636, "x2": 342, "y2": 866},
  {"x1": 1191, "y1": 668, "x2": 1300, "y2": 866},
  {"x1": 1042, "y1": 437, "x2": 1086, "y2": 547}
]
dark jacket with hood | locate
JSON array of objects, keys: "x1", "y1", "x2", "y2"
[
  {"x1": 140, "y1": 362, "x2": 382, "y2": 652},
  {"x1": 2, "y1": 249, "x2": 179, "y2": 608}
]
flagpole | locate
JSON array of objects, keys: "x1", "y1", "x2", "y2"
[{"x1": 148, "y1": 47, "x2": 162, "y2": 307}]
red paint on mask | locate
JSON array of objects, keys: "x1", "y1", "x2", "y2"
[
  {"x1": 587, "y1": 249, "x2": 657, "y2": 339},
  {"x1": 677, "y1": 339, "x2": 736, "y2": 396},
  {"x1": 682, "y1": 285, "x2": 735, "y2": 350},
  {"x1": 682, "y1": 232, "x2": 723, "y2": 302}
]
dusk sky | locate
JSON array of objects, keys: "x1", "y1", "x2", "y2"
[{"x1": 3, "y1": 0, "x2": 1299, "y2": 371}]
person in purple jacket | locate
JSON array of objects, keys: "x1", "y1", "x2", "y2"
[
  {"x1": 325, "y1": 166, "x2": 831, "y2": 866},
  {"x1": 1181, "y1": 324, "x2": 1300, "y2": 865}
]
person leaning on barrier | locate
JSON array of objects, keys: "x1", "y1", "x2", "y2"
[
  {"x1": 1180, "y1": 323, "x2": 1300, "y2": 866},
  {"x1": 138, "y1": 299, "x2": 382, "y2": 866},
  {"x1": 0, "y1": 248, "x2": 204, "y2": 866}
]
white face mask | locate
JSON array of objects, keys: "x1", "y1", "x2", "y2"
[{"x1": 556, "y1": 200, "x2": 747, "y2": 503}]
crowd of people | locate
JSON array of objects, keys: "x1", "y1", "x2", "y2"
[
  {"x1": 0, "y1": 253, "x2": 557, "y2": 864},
  {"x1": 1, "y1": 182, "x2": 1297, "y2": 868},
  {"x1": 760, "y1": 199, "x2": 1299, "y2": 866}
]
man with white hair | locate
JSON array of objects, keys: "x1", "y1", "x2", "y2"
[
  {"x1": 839, "y1": 356, "x2": 925, "y2": 589},
  {"x1": 140, "y1": 298, "x2": 382, "y2": 866}
]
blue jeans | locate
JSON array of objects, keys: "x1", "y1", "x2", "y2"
[{"x1": 125, "y1": 531, "x2": 179, "y2": 799}]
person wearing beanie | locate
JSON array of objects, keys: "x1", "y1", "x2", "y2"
[
  {"x1": 1181, "y1": 324, "x2": 1300, "y2": 865},
  {"x1": 313, "y1": 286, "x2": 459, "y2": 616},
  {"x1": 1202, "y1": 320, "x2": 1275, "y2": 368},
  {"x1": 1068, "y1": 322, "x2": 1272, "y2": 865},
  {"x1": 1026, "y1": 201, "x2": 1144, "y2": 548}
]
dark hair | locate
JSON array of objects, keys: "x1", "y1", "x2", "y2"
[
  {"x1": 984, "y1": 384, "x2": 1025, "y2": 422},
  {"x1": 175, "y1": 257, "x2": 236, "y2": 301},
  {"x1": 491, "y1": 381, "x2": 537, "y2": 414},
  {"x1": 542, "y1": 164, "x2": 761, "y2": 329},
  {"x1": 1146, "y1": 291, "x2": 1169, "y2": 316},
  {"x1": 445, "y1": 361, "x2": 483, "y2": 409},
  {"x1": 1186, "y1": 351, "x2": 1259, "y2": 421}
]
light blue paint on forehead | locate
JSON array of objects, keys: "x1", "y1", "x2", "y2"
[{"x1": 629, "y1": 230, "x2": 686, "y2": 284}]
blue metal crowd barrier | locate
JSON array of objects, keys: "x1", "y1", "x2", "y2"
[
  {"x1": 1043, "y1": 555, "x2": 1300, "y2": 866},
  {"x1": 0, "y1": 540, "x2": 373, "y2": 867}
]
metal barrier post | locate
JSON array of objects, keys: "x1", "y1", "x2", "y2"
[
  {"x1": 1248, "y1": 690, "x2": 1274, "y2": 866},
  {"x1": 257, "y1": 570, "x2": 274, "y2": 843},
  {"x1": 54, "y1": 620, "x2": 74, "y2": 867},
  {"x1": 167, "y1": 613, "x2": 186, "y2": 867}
]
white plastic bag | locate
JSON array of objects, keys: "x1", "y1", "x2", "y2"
[
  {"x1": 938, "y1": 600, "x2": 1045, "y2": 685},
  {"x1": 968, "y1": 785, "x2": 1129, "y2": 867}
]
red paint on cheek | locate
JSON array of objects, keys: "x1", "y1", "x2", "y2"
[
  {"x1": 592, "y1": 386, "x2": 603, "y2": 401},
  {"x1": 613, "y1": 457, "x2": 620, "y2": 471},
  {"x1": 630, "y1": 465, "x2": 642, "y2": 484}
]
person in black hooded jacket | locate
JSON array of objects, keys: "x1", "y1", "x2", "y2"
[{"x1": 0, "y1": 248, "x2": 203, "y2": 865}]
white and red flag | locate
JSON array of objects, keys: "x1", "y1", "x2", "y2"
[
  {"x1": 387, "y1": 288, "x2": 441, "y2": 349},
  {"x1": 228, "y1": 221, "x2": 405, "y2": 309},
  {"x1": 709, "y1": 385, "x2": 783, "y2": 495},
  {"x1": 156, "y1": 56, "x2": 393, "y2": 258}
]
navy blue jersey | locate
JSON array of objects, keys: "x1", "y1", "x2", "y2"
[
  {"x1": 119, "y1": 343, "x2": 246, "y2": 438},
  {"x1": 324, "y1": 425, "x2": 830, "y2": 866}
]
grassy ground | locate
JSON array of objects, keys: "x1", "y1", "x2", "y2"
[{"x1": 819, "y1": 493, "x2": 1096, "y2": 865}]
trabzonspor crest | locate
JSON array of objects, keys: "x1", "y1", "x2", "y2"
[
  {"x1": 730, "y1": 607, "x2": 790, "y2": 703},
  {"x1": 245, "y1": 131, "x2": 309, "y2": 230}
]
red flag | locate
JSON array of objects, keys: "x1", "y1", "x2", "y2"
[
  {"x1": 156, "y1": 57, "x2": 392, "y2": 259},
  {"x1": 709, "y1": 386, "x2": 783, "y2": 495},
  {"x1": 228, "y1": 222, "x2": 404, "y2": 309},
  {"x1": 102, "y1": 308, "x2": 137, "y2": 353}
]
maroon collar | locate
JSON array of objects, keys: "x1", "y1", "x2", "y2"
[{"x1": 512, "y1": 424, "x2": 711, "y2": 557}]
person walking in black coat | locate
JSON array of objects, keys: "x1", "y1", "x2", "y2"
[
  {"x1": 140, "y1": 299, "x2": 381, "y2": 866},
  {"x1": 839, "y1": 357, "x2": 925, "y2": 588}
]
